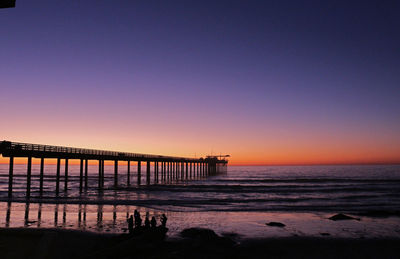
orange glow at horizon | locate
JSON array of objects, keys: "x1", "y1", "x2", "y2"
[
  {"x1": 1, "y1": 140, "x2": 399, "y2": 166},
  {"x1": 1, "y1": 108, "x2": 399, "y2": 166}
]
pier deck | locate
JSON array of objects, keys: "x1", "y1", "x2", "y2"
[{"x1": 0, "y1": 140, "x2": 228, "y2": 198}]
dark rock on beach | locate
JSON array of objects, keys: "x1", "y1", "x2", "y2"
[
  {"x1": 266, "y1": 222, "x2": 286, "y2": 227},
  {"x1": 180, "y1": 228, "x2": 236, "y2": 247},
  {"x1": 181, "y1": 227, "x2": 220, "y2": 240},
  {"x1": 328, "y1": 213, "x2": 360, "y2": 221}
]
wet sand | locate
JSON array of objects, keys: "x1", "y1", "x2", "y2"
[
  {"x1": 1, "y1": 227, "x2": 399, "y2": 259},
  {"x1": 2, "y1": 202, "x2": 400, "y2": 239}
]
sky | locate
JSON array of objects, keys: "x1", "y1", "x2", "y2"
[{"x1": 1, "y1": 0, "x2": 399, "y2": 165}]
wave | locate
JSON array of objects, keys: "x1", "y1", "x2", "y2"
[{"x1": 1, "y1": 196, "x2": 399, "y2": 214}]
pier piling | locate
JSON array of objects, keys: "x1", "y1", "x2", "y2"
[
  {"x1": 39, "y1": 158, "x2": 44, "y2": 194},
  {"x1": 64, "y1": 159, "x2": 69, "y2": 192},
  {"x1": 127, "y1": 160, "x2": 130, "y2": 186},
  {"x1": 84, "y1": 159, "x2": 88, "y2": 189},
  {"x1": 8, "y1": 156, "x2": 14, "y2": 197},
  {"x1": 56, "y1": 158, "x2": 60, "y2": 195},
  {"x1": 137, "y1": 161, "x2": 141, "y2": 185},
  {"x1": 146, "y1": 161, "x2": 150, "y2": 185},
  {"x1": 98, "y1": 160, "x2": 102, "y2": 189},
  {"x1": 79, "y1": 159, "x2": 83, "y2": 192},
  {"x1": 114, "y1": 160, "x2": 118, "y2": 187},
  {"x1": 26, "y1": 156, "x2": 32, "y2": 197}
]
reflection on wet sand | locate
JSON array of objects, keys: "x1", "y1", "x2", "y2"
[
  {"x1": 62, "y1": 204, "x2": 66, "y2": 227},
  {"x1": 54, "y1": 204, "x2": 58, "y2": 227},
  {"x1": 9, "y1": 201, "x2": 138, "y2": 232},
  {"x1": 97, "y1": 204, "x2": 103, "y2": 230},
  {"x1": 2, "y1": 201, "x2": 400, "y2": 239},
  {"x1": 2, "y1": 201, "x2": 163, "y2": 234},
  {"x1": 37, "y1": 203, "x2": 42, "y2": 227},
  {"x1": 24, "y1": 202, "x2": 29, "y2": 227},
  {"x1": 6, "y1": 202, "x2": 11, "y2": 227}
]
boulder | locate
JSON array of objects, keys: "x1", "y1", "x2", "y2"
[
  {"x1": 266, "y1": 222, "x2": 286, "y2": 227},
  {"x1": 328, "y1": 213, "x2": 360, "y2": 221}
]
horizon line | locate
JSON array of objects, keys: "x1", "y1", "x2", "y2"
[{"x1": 0, "y1": 161, "x2": 399, "y2": 166}]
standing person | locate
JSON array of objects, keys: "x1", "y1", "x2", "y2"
[
  {"x1": 150, "y1": 216, "x2": 157, "y2": 228},
  {"x1": 144, "y1": 212, "x2": 150, "y2": 228},
  {"x1": 160, "y1": 214, "x2": 168, "y2": 228},
  {"x1": 134, "y1": 210, "x2": 142, "y2": 228},
  {"x1": 127, "y1": 215, "x2": 134, "y2": 234}
]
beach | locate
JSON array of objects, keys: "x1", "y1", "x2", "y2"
[
  {"x1": 1, "y1": 165, "x2": 400, "y2": 258},
  {"x1": 1, "y1": 227, "x2": 400, "y2": 259}
]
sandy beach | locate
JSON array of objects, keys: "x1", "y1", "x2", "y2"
[{"x1": 1, "y1": 227, "x2": 399, "y2": 259}]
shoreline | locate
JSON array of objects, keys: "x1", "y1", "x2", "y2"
[
  {"x1": 1, "y1": 227, "x2": 400, "y2": 258},
  {"x1": 2, "y1": 201, "x2": 400, "y2": 240}
]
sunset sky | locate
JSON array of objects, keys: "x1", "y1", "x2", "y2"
[{"x1": 1, "y1": 1, "x2": 399, "y2": 165}]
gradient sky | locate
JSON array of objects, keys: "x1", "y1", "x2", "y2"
[{"x1": 1, "y1": 0, "x2": 399, "y2": 165}]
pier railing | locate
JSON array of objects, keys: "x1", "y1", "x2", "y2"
[{"x1": 0, "y1": 141, "x2": 212, "y2": 162}]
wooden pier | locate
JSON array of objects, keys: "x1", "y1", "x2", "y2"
[{"x1": 0, "y1": 140, "x2": 228, "y2": 198}]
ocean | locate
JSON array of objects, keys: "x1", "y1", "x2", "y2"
[{"x1": 0, "y1": 164, "x2": 399, "y2": 238}]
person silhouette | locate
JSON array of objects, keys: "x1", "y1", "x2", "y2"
[
  {"x1": 134, "y1": 210, "x2": 142, "y2": 228},
  {"x1": 160, "y1": 214, "x2": 167, "y2": 228},
  {"x1": 144, "y1": 214, "x2": 150, "y2": 228},
  {"x1": 127, "y1": 215, "x2": 134, "y2": 234},
  {"x1": 150, "y1": 216, "x2": 157, "y2": 228}
]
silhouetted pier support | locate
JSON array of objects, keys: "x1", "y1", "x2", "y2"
[
  {"x1": 137, "y1": 161, "x2": 141, "y2": 185},
  {"x1": 84, "y1": 159, "x2": 88, "y2": 189},
  {"x1": 79, "y1": 159, "x2": 83, "y2": 192},
  {"x1": 127, "y1": 160, "x2": 130, "y2": 186},
  {"x1": 39, "y1": 158, "x2": 44, "y2": 194},
  {"x1": 114, "y1": 160, "x2": 118, "y2": 187},
  {"x1": 26, "y1": 156, "x2": 32, "y2": 197},
  {"x1": 102, "y1": 160, "x2": 105, "y2": 187},
  {"x1": 146, "y1": 161, "x2": 150, "y2": 185},
  {"x1": 168, "y1": 162, "x2": 171, "y2": 181},
  {"x1": 153, "y1": 162, "x2": 157, "y2": 184},
  {"x1": 56, "y1": 158, "x2": 61, "y2": 195},
  {"x1": 161, "y1": 162, "x2": 164, "y2": 181},
  {"x1": 64, "y1": 159, "x2": 69, "y2": 192},
  {"x1": 8, "y1": 156, "x2": 14, "y2": 197},
  {"x1": 98, "y1": 160, "x2": 102, "y2": 189}
]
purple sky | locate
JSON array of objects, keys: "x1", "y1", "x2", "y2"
[{"x1": 1, "y1": 1, "x2": 399, "y2": 164}]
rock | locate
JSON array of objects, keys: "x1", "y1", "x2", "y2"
[
  {"x1": 328, "y1": 213, "x2": 360, "y2": 221},
  {"x1": 181, "y1": 228, "x2": 220, "y2": 240},
  {"x1": 266, "y1": 222, "x2": 286, "y2": 227},
  {"x1": 180, "y1": 228, "x2": 236, "y2": 246}
]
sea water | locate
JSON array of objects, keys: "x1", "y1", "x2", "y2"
[{"x1": 0, "y1": 164, "x2": 399, "y2": 238}]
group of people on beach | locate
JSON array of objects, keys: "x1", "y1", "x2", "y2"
[{"x1": 127, "y1": 210, "x2": 167, "y2": 234}]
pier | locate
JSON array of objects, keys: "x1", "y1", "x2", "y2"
[{"x1": 0, "y1": 140, "x2": 228, "y2": 198}]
